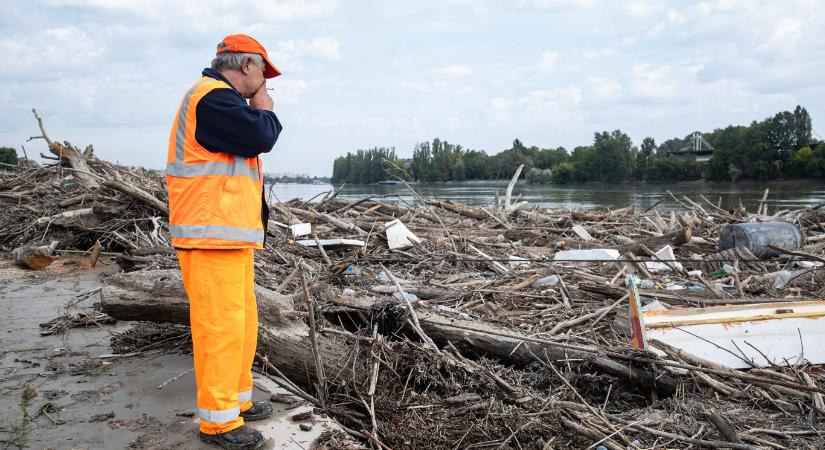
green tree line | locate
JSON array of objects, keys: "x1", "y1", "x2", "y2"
[
  {"x1": 0, "y1": 147, "x2": 18, "y2": 169},
  {"x1": 331, "y1": 106, "x2": 823, "y2": 184}
]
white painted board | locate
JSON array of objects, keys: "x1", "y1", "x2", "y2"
[{"x1": 644, "y1": 301, "x2": 825, "y2": 369}]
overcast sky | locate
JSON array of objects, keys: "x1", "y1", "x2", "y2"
[{"x1": 2, "y1": 0, "x2": 824, "y2": 176}]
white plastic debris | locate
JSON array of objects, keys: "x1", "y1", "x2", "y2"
[
  {"x1": 773, "y1": 270, "x2": 792, "y2": 289},
  {"x1": 645, "y1": 245, "x2": 683, "y2": 273},
  {"x1": 288, "y1": 223, "x2": 312, "y2": 237},
  {"x1": 385, "y1": 219, "x2": 422, "y2": 250},
  {"x1": 796, "y1": 261, "x2": 824, "y2": 269},
  {"x1": 571, "y1": 225, "x2": 593, "y2": 241},
  {"x1": 687, "y1": 270, "x2": 703, "y2": 277},
  {"x1": 508, "y1": 256, "x2": 530, "y2": 269},
  {"x1": 554, "y1": 248, "x2": 620, "y2": 264},
  {"x1": 532, "y1": 275, "x2": 560, "y2": 288},
  {"x1": 435, "y1": 305, "x2": 473, "y2": 320},
  {"x1": 392, "y1": 291, "x2": 418, "y2": 302},
  {"x1": 342, "y1": 288, "x2": 356, "y2": 296}
]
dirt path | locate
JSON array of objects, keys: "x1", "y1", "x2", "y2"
[{"x1": 0, "y1": 258, "x2": 334, "y2": 449}]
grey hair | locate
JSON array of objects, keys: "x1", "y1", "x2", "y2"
[{"x1": 210, "y1": 52, "x2": 263, "y2": 72}]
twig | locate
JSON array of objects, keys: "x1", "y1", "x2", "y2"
[
  {"x1": 380, "y1": 264, "x2": 440, "y2": 354},
  {"x1": 157, "y1": 368, "x2": 194, "y2": 389},
  {"x1": 299, "y1": 270, "x2": 327, "y2": 403}
]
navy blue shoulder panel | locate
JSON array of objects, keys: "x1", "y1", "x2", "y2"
[{"x1": 194, "y1": 69, "x2": 282, "y2": 158}]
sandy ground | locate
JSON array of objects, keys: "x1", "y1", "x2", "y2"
[{"x1": 0, "y1": 257, "x2": 334, "y2": 449}]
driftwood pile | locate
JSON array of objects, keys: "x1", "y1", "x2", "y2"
[{"x1": 3, "y1": 119, "x2": 825, "y2": 449}]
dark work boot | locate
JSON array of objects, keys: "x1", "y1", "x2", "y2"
[
  {"x1": 240, "y1": 401, "x2": 273, "y2": 421},
  {"x1": 199, "y1": 425, "x2": 264, "y2": 450}
]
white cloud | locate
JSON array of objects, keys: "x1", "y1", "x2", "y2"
[
  {"x1": 535, "y1": 52, "x2": 559, "y2": 74},
  {"x1": 756, "y1": 18, "x2": 803, "y2": 56},
  {"x1": 518, "y1": 0, "x2": 597, "y2": 9},
  {"x1": 399, "y1": 81, "x2": 432, "y2": 93},
  {"x1": 278, "y1": 36, "x2": 342, "y2": 61},
  {"x1": 46, "y1": 0, "x2": 340, "y2": 22},
  {"x1": 0, "y1": 27, "x2": 104, "y2": 78},
  {"x1": 273, "y1": 78, "x2": 309, "y2": 106},
  {"x1": 430, "y1": 65, "x2": 473, "y2": 78},
  {"x1": 623, "y1": 1, "x2": 662, "y2": 18}
]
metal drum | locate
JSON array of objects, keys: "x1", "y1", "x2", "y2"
[{"x1": 719, "y1": 222, "x2": 805, "y2": 258}]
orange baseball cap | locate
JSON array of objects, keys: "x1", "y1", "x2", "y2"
[{"x1": 216, "y1": 34, "x2": 281, "y2": 78}]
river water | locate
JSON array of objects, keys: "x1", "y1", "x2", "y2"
[{"x1": 269, "y1": 180, "x2": 825, "y2": 211}]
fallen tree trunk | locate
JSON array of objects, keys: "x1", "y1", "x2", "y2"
[
  {"x1": 102, "y1": 269, "x2": 676, "y2": 397},
  {"x1": 426, "y1": 199, "x2": 487, "y2": 220},
  {"x1": 328, "y1": 294, "x2": 678, "y2": 396},
  {"x1": 101, "y1": 269, "x2": 351, "y2": 386},
  {"x1": 12, "y1": 241, "x2": 58, "y2": 269}
]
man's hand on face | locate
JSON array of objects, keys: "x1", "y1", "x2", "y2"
[{"x1": 249, "y1": 84, "x2": 274, "y2": 111}]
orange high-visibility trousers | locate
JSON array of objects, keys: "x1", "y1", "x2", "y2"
[{"x1": 177, "y1": 248, "x2": 258, "y2": 435}]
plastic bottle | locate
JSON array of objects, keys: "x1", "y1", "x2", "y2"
[{"x1": 532, "y1": 275, "x2": 560, "y2": 288}]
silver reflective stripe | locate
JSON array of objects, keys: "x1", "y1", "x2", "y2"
[
  {"x1": 237, "y1": 390, "x2": 252, "y2": 402},
  {"x1": 175, "y1": 78, "x2": 213, "y2": 162},
  {"x1": 198, "y1": 406, "x2": 240, "y2": 423},
  {"x1": 166, "y1": 158, "x2": 259, "y2": 180},
  {"x1": 170, "y1": 224, "x2": 264, "y2": 243}
]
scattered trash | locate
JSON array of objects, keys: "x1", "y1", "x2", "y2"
[
  {"x1": 571, "y1": 224, "x2": 593, "y2": 241},
  {"x1": 288, "y1": 223, "x2": 312, "y2": 238},
  {"x1": 531, "y1": 274, "x2": 560, "y2": 288},
  {"x1": 9, "y1": 112, "x2": 825, "y2": 450},
  {"x1": 392, "y1": 291, "x2": 418, "y2": 302},
  {"x1": 508, "y1": 255, "x2": 530, "y2": 269},
  {"x1": 343, "y1": 265, "x2": 361, "y2": 277},
  {"x1": 385, "y1": 219, "x2": 422, "y2": 249},
  {"x1": 773, "y1": 270, "x2": 792, "y2": 289},
  {"x1": 554, "y1": 248, "x2": 620, "y2": 264},
  {"x1": 645, "y1": 245, "x2": 683, "y2": 272},
  {"x1": 434, "y1": 305, "x2": 474, "y2": 319}
]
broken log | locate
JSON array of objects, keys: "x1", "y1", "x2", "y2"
[
  {"x1": 616, "y1": 227, "x2": 692, "y2": 255},
  {"x1": 102, "y1": 269, "x2": 676, "y2": 397},
  {"x1": 101, "y1": 269, "x2": 351, "y2": 386},
  {"x1": 426, "y1": 199, "x2": 487, "y2": 220},
  {"x1": 29, "y1": 108, "x2": 101, "y2": 189},
  {"x1": 12, "y1": 241, "x2": 58, "y2": 269}
]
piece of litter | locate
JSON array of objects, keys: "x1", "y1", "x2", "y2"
[
  {"x1": 645, "y1": 300, "x2": 825, "y2": 369},
  {"x1": 532, "y1": 275, "x2": 559, "y2": 288},
  {"x1": 385, "y1": 219, "x2": 422, "y2": 250},
  {"x1": 571, "y1": 224, "x2": 593, "y2": 241},
  {"x1": 645, "y1": 245, "x2": 683, "y2": 273},
  {"x1": 773, "y1": 270, "x2": 792, "y2": 289},
  {"x1": 288, "y1": 223, "x2": 311, "y2": 237},
  {"x1": 554, "y1": 249, "x2": 620, "y2": 264},
  {"x1": 393, "y1": 292, "x2": 418, "y2": 302},
  {"x1": 508, "y1": 256, "x2": 530, "y2": 269}
]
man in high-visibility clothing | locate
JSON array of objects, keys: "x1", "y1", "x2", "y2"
[{"x1": 166, "y1": 34, "x2": 282, "y2": 449}]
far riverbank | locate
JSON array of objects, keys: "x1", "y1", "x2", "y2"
[{"x1": 269, "y1": 179, "x2": 825, "y2": 212}]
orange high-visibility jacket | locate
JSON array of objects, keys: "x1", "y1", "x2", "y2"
[{"x1": 166, "y1": 77, "x2": 265, "y2": 249}]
